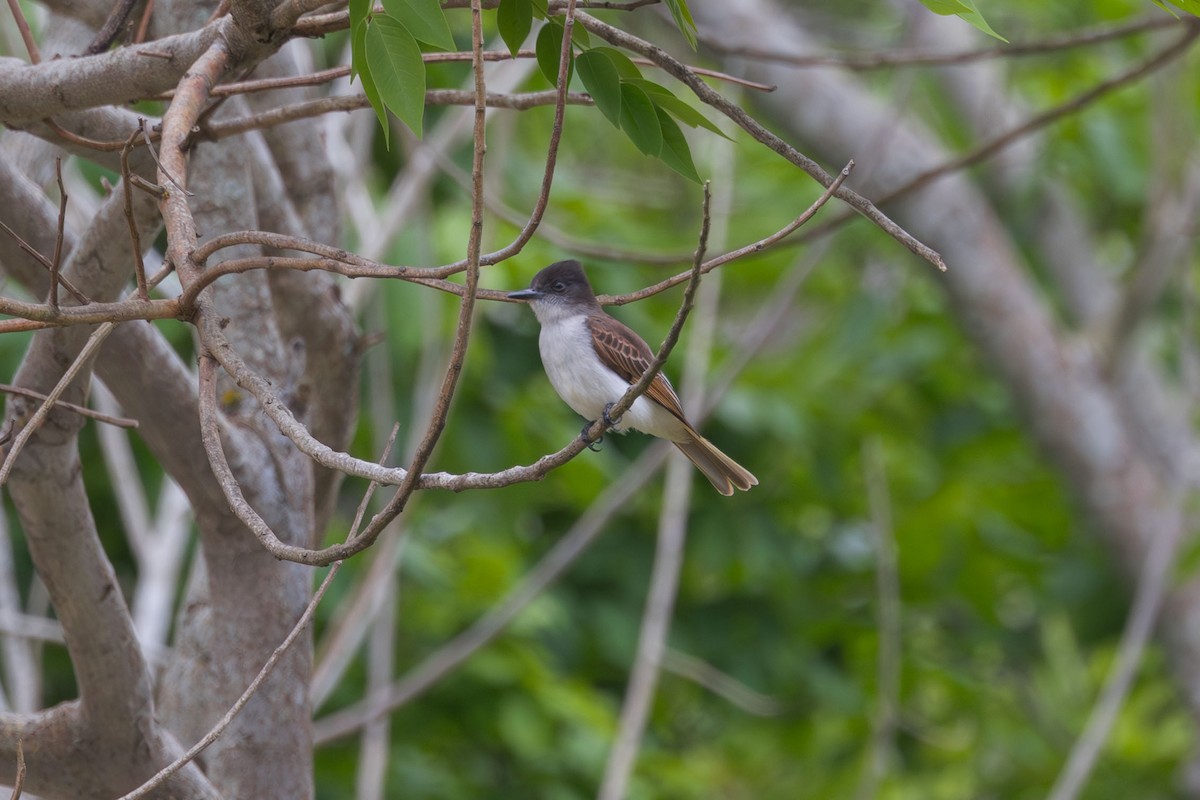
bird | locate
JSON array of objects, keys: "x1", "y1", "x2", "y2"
[{"x1": 507, "y1": 260, "x2": 757, "y2": 495}]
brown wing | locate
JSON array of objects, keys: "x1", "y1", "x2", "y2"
[{"x1": 587, "y1": 312, "x2": 689, "y2": 421}]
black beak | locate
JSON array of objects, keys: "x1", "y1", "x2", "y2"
[{"x1": 507, "y1": 289, "x2": 541, "y2": 300}]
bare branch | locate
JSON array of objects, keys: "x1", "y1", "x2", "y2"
[
  {"x1": 84, "y1": 0, "x2": 141, "y2": 55},
  {"x1": 704, "y1": 15, "x2": 1182, "y2": 70},
  {"x1": 853, "y1": 438, "x2": 901, "y2": 800},
  {"x1": 0, "y1": 383, "x2": 137, "y2": 428},
  {"x1": 574, "y1": 11, "x2": 948, "y2": 272},
  {"x1": 3, "y1": 0, "x2": 39, "y2": 63},
  {"x1": 1047, "y1": 481, "x2": 1190, "y2": 800},
  {"x1": 200, "y1": 89, "x2": 592, "y2": 141}
]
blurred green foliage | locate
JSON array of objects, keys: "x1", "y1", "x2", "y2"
[
  {"x1": 304, "y1": 0, "x2": 1197, "y2": 796},
  {"x1": 3, "y1": 0, "x2": 1193, "y2": 797},
  {"x1": 326, "y1": 19, "x2": 1200, "y2": 800}
]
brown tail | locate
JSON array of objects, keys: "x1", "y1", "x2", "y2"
[{"x1": 673, "y1": 433, "x2": 758, "y2": 496}]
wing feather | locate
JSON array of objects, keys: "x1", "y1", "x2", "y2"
[{"x1": 587, "y1": 313, "x2": 689, "y2": 421}]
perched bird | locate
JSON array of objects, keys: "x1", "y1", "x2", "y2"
[{"x1": 508, "y1": 260, "x2": 757, "y2": 495}]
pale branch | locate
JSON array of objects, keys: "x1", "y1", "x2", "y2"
[
  {"x1": 84, "y1": 0, "x2": 140, "y2": 55},
  {"x1": 1047, "y1": 480, "x2": 1191, "y2": 800},
  {"x1": 872, "y1": 22, "x2": 1200, "y2": 206},
  {"x1": 313, "y1": 443, "x2": 676, "y2": 744},
  {"x1": 430, "y1": 146, "x2": 693, "y2": 265},
  {"x1": 3, "y1": 0, "x2": 39, "y2": 63},
  {"x1": 117, "y1": 530, "x2": 341, "y2": 800},
  {"x1": 117, "y1": 425, "x2": 404, "y2": 800},
  {"x1": 0, "y1": 19, "x2": 229, "y2": 125},
  {"x1": 783, "y1": 21, "x2": 1200, "y2": 254},
  {"x1": 574, "y1": 11, "x2": 947, "y2": 272},
  {"x1": 662, "y1": 649, "x2": 783, "y2": 717},
  {"x1": 601, "y1": 161, "x2": 853, "y2": 305},
  {"x1": 0, "y1": 383, "x2": 137, "y2": 428},
  {"x1": 597, "y1": 248, "x2": 714, "y2": 800},
  {"x1": 0, "y1": 322, "x2": 112, "y2": 486},
  {"x1": 852, "y1": 438, "x2": 902, "y2": 800},
  {"x1": 349, "y1": 0, "x2": 496, "y2": 544},
  {"x1": 199, "y1": 89, "x2": 593, "y2": 141},
  {"x1": 189, "y1": 49, "x2": 773, "y2": 99},
  {"x1": 703, "y1": 14, "x2": 1181, "y2": 70}
]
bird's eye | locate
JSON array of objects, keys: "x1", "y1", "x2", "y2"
[{"x1": 552, "y1": 281, "x2": 566, "y2": 292}]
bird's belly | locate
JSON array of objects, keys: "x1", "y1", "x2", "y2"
[{"x1": 538, "y1": 320, "x2": 686, "y2": 439}]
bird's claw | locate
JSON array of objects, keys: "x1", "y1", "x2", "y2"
[
  {"x1": 602, "y1": 402, "x2": 622, "y2": 428},
  {"x1": 581, "y1": 421, "x2": 603, "y2": 451}
]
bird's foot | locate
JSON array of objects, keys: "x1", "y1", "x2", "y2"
[
  {"x1": 581, "y1": 421, "x2": 603, "y2": 451},
  {"x1": 602, "y1": 402, "x2": 623, "y2": 428}
]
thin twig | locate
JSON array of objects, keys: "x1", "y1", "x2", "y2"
[
  {"x1": 118, "y1": 424, "x2": 402, "y2": 800},
  {"x1": 142, "y1": 117, "x2": 192, "y2": 198},
  {"x1": 85, "y1": 0, "x2": 141, "y2": 54},
  {"x1": 601, "y1": 160, "x2": 854, "y2": 304},
  {"x1": 9, "y1": 739, "x2": 23, "y2": 800},
  {"x1": 663, "y1": 649, "x2": 782, "y2": 717},
  {"x1": 4, "y1": 0, "x2": 40, "y2": 63},
  {"x1": 199, "y1": 90, "x2": 592, "y2": 141},
  {"x1": 349, "y1": 0, "x2": 495, "y2": 543},
  {"x1": 0, "y1": 383, "x2": 138, "y2": 428},
  {"x1": 599, "y1": 185, "x2": 714, "y2": 800},
  {"x1": 0, "y1": 324, "x2": 117, "y2": 486},
  {"x1": 875, "y1": 23, "x2": 1200, "y2": 206},
  {"x1": 134, "y1": 0, "x2": 154, "y2": 43},
  {"x1": 123, "y1": 124, "x2": 151, "y2": 300},
  {"x1": 576, "y1": 11, "x2": 947, "y2": 272},
  {"x1": 50, "y1": 159, "x2": 68, "y2": 313},
  {"x1": 0, "y1": 217, "x2": 89, "y2": 304},
  {"x1": 584, "y1": 182, "x2": 711, "y2": 445},
  {"x1": 704, "y1": 15, "x2": 1181, "y2": 70},
  {"x1": 0, "y1": 264, "x2": 172, "y2": 482},
  {"x1": 853, "y1": 438, "x2": 901, "y2": 800},
  {"x1": 0, "y1": 218, "x2": 90, "y2": 304},
  {"x1": 1045, "y1": 481, "x2": 1190, "y2": 800}
]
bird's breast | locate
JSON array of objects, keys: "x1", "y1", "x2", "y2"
[{"x1": 537, "y1": 316, "x2": 687, "y2": 440}]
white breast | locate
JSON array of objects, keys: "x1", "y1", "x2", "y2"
[{"x1": 537, "y1": 314, "x2": 689, "y2": 441}]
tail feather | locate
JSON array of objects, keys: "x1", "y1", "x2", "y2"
[{"x1": 673, "y1": 434, "x2": 758, "y2": 496}]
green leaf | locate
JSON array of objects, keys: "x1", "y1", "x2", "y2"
[
  {"x1": 1156, "y1": 0, "x2": 1200, "y2": 15},
  {"x1": 365, "y1": 15, "x2": 426, "y2": 138},
  {"x1": 497, "y1": 0, "x2": 533, "y2": 57},
  {"x1": 590, "y1": 46, "x2": 641, "y2": 80},
  {"x1": 349, "y1": 0, "x2": 371, "y2": 30},
  {"x1": 624, "y1": 78, "x2": 729, "y2": 138},
  {"x1": 655, "y1": 107, "x2": 701, "y2": 183},
  {"x1": 570, "y1": 20, "x2": 590, "y2": 49},
  {"x1": 618, "y1": 82, "x2": 662, "y2": 156},
  {"x1": 956, "y1": 0, "x2": 1006, "y2": 40},
  {"x1": 382, "y1": 0, "x2": 456, "y2": 51},
  {"x1": 352, "y1": 20, "x2": 389, "y2": 145},
  {"x1": 576, "y1": 50, "x2": 622, "y2": 127},
  {"x1": 918, "y1": 0, "x2": 970, "y2": 13},
  {"x1": 529, "y1": 0, "x2": 548, "y2": 17},
  {"x1": 535, "y1": 19, "x2": 573, "y2": 85},
  {"x1": 662, "y1": 0, "x2": 698, "y2": 49},
  {"x1": 348, "y1": 0, "x2": 371, "y2": 79},
  {"x1": 921, "y1": 0, "x2": 1007, "y2": 41}
]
